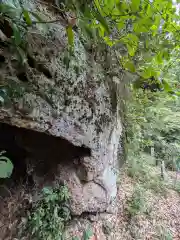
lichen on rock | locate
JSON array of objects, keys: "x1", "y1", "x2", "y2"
[{"x1": 0, "y1": 0, "x2": 124, "y2": 217}]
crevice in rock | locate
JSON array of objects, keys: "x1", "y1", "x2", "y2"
[
  {"x1": 0, "y1": 122, "x2": 91, "y2": 192},
  {"x1": 27, "y1": 55, "x2": 52, "y2": 79},
  {"x1": 0, "y1": 19, "x2": 13, "y2": 39},
  {"x1": 0, "y1": 55, "x2": 5, "y2": 63},
  {"x1": 16, "y1": 71, "x2": 29, "y2": 82},
  {"x1": 72, "y1": 209, "x2": 113, "y2": 222}
]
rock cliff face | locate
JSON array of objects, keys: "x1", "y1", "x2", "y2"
[{"x1": 0, "y1": 0, "x2": 124, "y2": 216}]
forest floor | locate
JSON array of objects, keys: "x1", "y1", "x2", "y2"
[
  {"x1": 71, "y1": 161, "x2": 180, "y2": 240},
  {"x1": 1, "y1": 161, "x2": 180, "y2": 240},
  {"x1": 108, "y1": 165, "x2": 180, "y2": 240}
]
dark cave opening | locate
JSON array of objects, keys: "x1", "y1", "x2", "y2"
[{"x1": 0, "y1": 122, "x2": 91, "y2": 193}]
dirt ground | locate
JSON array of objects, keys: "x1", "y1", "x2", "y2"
[
  {"x1": 110, "y1": 170, "x2": 180, "y2": 240},
  {"x1": 1, "y1": 168, "x2": 180, "y2": 240}
]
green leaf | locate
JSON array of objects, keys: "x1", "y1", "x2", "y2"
[
  {"x1": 145, "y1": 3, "x2": 152, "y2": 17},
  {"x1": 131, "y1": 0, "x2": 140, "y2": 11},
  {"x1": 133, "y1": 18, "x2": 151, "y2": 33},
  {"x1": 117, "y1": 20, "x2": 125, "y2": 30},
  {"x1": 63, "y1": 52, "x2": 71, "y2": 69},
  {"x1": 156, "y1": 52, "x2": 163, "y2": 64},
  {"x1": 0, "y1": 156, "x2": 13, "y2": 178},
  {"x1": 162, "y1": 50, "x2": 170, "y2": 61},
  {"x1": 30, "y1": 11, "x2": 49, "y2": 32},
  {"x1": 123, "y1": 60, "x2": 136, "y2": 72},
  {"x1": 94, "y1": 0, "x2": 103, "y2": 14},
  {"x1": 141, "y1": 67, "x2": 160, "y2": 79},
  {"x1": 141, "y1": 68, "x2": 153, "y2": 79},
  {"x1": 117, "y1": 1, "x2": 129, "y2": 12},
  {"x1": 98, "y1": 25, "x2": 105, "y2": 37},
  {"x1": 145, "y1": 39, "x2": 149, "y2": 48},
  {"x1": 72, "y1": 237, "x2": 80, "y2": 240},
  {"x1": 66, "y1": 25, "x2": 74, "y2": 49},
  {"x1": 150, "y1": 25, "x2": 157, "y2": 31},
  {"x1": 30, "y1": 11, "x2": 44, "y2": 22},
  {"x1": 162, "y1": 80, "x2": 172, "y2": 92},
  {"x1": 127, "y1": 44, "x2": 136, "y2": 56},
  {"x1": 134, "y1": 23, "x2": 148, "y2": 33},
  {"x1": 0, "y1": 3, "x2": 17, "y2": 17},
  {"x1": 94, "y1": 12, "x2": 110, "y2": 34},
  {"x1": 16, "y1": 47, "x2": 27, "y2": 65},
  {"x1": 23, "y1": 9, "x2": 32, "y2": 26},
  {"x1": 175, "y1": 92, "x2": 180, "y2": 97},
  {"x1": 12, "y1": 24, "x2": 21, "y2": 46},
  {"x1": 83, "y1": 229, "x2": 93, "y2": 240},
  {"x1": 42, "y1": 187, "x2": 53, "y2": 195},
  {"x1": 121, "y1": 34, "x2": 138, "y2": 56},
  {"x1": 103, "y1": 36, "x2": 117, "y2": 46}
]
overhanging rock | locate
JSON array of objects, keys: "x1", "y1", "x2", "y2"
[{"x1": 0, "y1": 0, "x2": 123, "y2": 215}]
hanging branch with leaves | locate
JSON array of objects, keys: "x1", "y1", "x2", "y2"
[{"x1": 0, "y1": 0, "x2": 180, "y2": 92}]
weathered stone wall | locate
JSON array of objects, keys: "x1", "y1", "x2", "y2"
[{"x1": 0, "y1": 0, "x2": 124, "y2": 216}]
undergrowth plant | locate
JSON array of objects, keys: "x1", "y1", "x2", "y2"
[
  {"x1": 72, "y1": 229, "x2": 94, "y2": 240},
  {"x1": 127, "y1": 154, "x2": 167, "y2": 194},
  {"x1": 127, "y1": 184, "x2": 150, "y2": 217},
  {"x1": 26, "y1": 185, "x2": 71, "y2": 240},
  {"x1": 156, "y1": 226, "x2": 173, "y2": 240}
]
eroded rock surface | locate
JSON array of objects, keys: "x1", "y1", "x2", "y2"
[{"x1": 0, "y1": 0, "x2": 123, "y2": 216}]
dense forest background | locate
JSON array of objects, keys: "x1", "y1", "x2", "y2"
[{"x1": 127, "y1": 52, "x2": 180, "y2": 172}]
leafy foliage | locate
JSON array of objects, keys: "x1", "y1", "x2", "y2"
[
  {"x1": 72, "y1": 229, "x2": 93, "y2": 240},
  {"x1": 0, "y1": 151, "x2": 13, "y2": 178},
  {"x1": 127, "y1": 51, "x2": 180, "y2": 170},
  {"x1": 156, "y1": 226, "x2": 173, "y2": 240},
  {"x1": 127, "y1": 184, "x2": 150, "y2": 217},
  {"x1": 82, "y1": 229, "x2": 94, "y2": 240},
  {"x1": 0, "y1": 0, "x2": 180, "y2": 91},
  {"x1": 127, "y1": 154, "x2": 167, "y2": 194},
  {"x1": 57, "y1": 0, "x2": 180, "y2": 91},
  {"x1": 26, "y1": 185, "x2": 71, "y2": 240}
]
